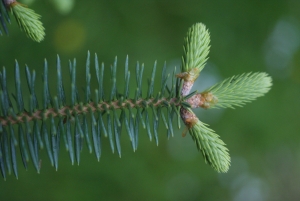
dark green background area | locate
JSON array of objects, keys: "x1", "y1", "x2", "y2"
[{"x1": 1, "y1": 0, "x2": 300, "y2": 200}]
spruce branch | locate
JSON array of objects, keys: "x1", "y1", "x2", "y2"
[
  {"x1": 0, "y1": 22, "x2": 273, "y2": 180},
  {"x1": 178, "y1": 23, "x2": 272, "y2": 173},
  {"x1": 1, "y1": 0, "x2": 45, "y2": 42},
  {"x1": 199, "y1": 72, "x2": 273, "y2": 109},
  {"x1": 177, "y1": 23, "x2": 229, "y2": 173},
  {"x1": 188, "y1": 116, "x2": 230, "y2": 173},
  {"x1": 0, "y1": 52, "x2": 187, "y2": 179},
  {"x1": 179, "y1": 104, "x2": 230, "y2": 173},
  {"x1": 177, "y1": 23, "x2": 210, "y2": 83},
  {"x1": 9, "y1": 1, "x2": 45, "y2": 42}
]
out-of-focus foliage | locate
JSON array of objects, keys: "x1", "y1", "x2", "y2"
[{"x1": 0, "y1": 1, "x2": 299, "y2": 201}]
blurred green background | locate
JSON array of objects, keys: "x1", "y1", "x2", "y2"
[{"x1": 1, "y1": 0, "x2": 300, "y2": 200}]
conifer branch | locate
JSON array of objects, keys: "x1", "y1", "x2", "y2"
[
  {"x1": 0, "y1": 52, "x2": 187, "y2": 179},
  {"x1": 1, "y1": 0, "x2": 45, "y2": 42},
  {"x1": 0, "y1": 22, "x2": 273, "y2": 180},
  {"x1": 188, "y1": 116, "x2": 230, "y2": 173},
  {"x1": 199, "y1": 72, "x2": 272, "y2": 109},
  {"x1": 177, "y1": 23, "x2": 210, "y2": 83},
  {"x1": 177, "y1": 23, "x2": 272, "y2": 173}
]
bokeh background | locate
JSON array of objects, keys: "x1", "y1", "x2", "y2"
[{"x1": 1, "y1": 0, "x2": 300, "y2": 200}]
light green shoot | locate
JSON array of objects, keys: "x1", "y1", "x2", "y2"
[
  {"x1": 188, "y1": 116, "x2": 230, "y2": 173},
  {"x1": 180, "y1": 23, "x2": 210, "y2": 81},
  {"x1": 11, "y1": 2, "x2": 45, "y2": 42},
  {"x1": 201, "y1": 72, "x2": 272, "y2": 109}
]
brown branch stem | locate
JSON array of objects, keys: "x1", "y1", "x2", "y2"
[{"x1": 0, "y1": 97, "x2": 181, "y2": 126}]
